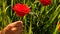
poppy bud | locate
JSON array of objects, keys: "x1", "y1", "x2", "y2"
[{"x1": 40, "y1": 0, "x2": 51, "y2": 6}]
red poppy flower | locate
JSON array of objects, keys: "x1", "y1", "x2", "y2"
[
  {"x1": 58, "y1": 21, "x2": 60, "y2": 30},
  {"x1": 58, "y1": 26, "x2": 60, "y2": 30},
  {"x1": 40, "y1": 0, "x2": 51, "y2": 6},
  {"x1": 13, "y1": 3, "x2": 30, "y2": 17},
  {"x1": 57, "y1": 21, "x2": 60, "y2": 25}
]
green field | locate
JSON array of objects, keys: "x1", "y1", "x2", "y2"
[{"x1": 0, "y1": 0, "x2": 60, "y2": 34}]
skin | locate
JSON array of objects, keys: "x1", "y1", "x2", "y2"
[{"x1": 0, "y1": 21, "x2": 24, "y2": 34}]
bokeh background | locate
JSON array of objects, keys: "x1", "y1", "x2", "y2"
[{"x1": 0, "y1": 0, "x2": 60, "y2": 34}]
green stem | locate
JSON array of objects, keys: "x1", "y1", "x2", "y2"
[
  {"x1": 20, "y1": 17, "x2": 23, "y2": 21},
  {"x1": 24, "y1": 0, "x2": 25, "y2": 4},
  {"x1": 23, "y1": 16, "x2": 27, "y2": 34},
  {"x1": 53, "y1": 24, "x2": 58, "y2": 34}
]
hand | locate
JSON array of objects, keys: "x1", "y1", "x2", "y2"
[{"x1": 1, "y1": 21, "x2": 24, "y2": 34}]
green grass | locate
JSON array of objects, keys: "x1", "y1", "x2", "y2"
[{"x1": 0, "y1": 0, "x2": 60, "y2": 34}]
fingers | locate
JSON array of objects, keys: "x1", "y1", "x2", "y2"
[
  {"x1": 10, "y1": 26, "x2": 23, "y2": 34},
  {"x1": 9, "y1": 21, "x2": 23, "y2": 27},
  {"x1": 2, "y1": 21, "x2": 24, "y2": 34},
  {"x1": 11, "y1": 27, "x2": 23, "y2": 32},
  {"x1": 4, "y1": 21, "x2": 24, "y2": 30},
  {"x1": 11, "y1": 27, "x2": 23, "y2": 34},
  {"x1": 11, "y1": 27, "x2": 17, "y2": 31}
]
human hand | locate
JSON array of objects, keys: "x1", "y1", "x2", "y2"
[{"x1": 1, "y1": 21, "x2": 24, "y2": 34}]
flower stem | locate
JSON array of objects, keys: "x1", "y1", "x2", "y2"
[
  {"x1": 20, "y1": 17, "x2": 23, "y2": 21},
  {"x1": 53, "y1": 26, "x2": 58, "y2": 34},
  {"x1": 53, "y1": 22, "x2": 59, "y2": 34}
]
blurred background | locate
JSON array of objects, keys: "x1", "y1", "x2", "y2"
[{"x1": 0, "y1": 0, "x2": 60, "y2": 34}]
